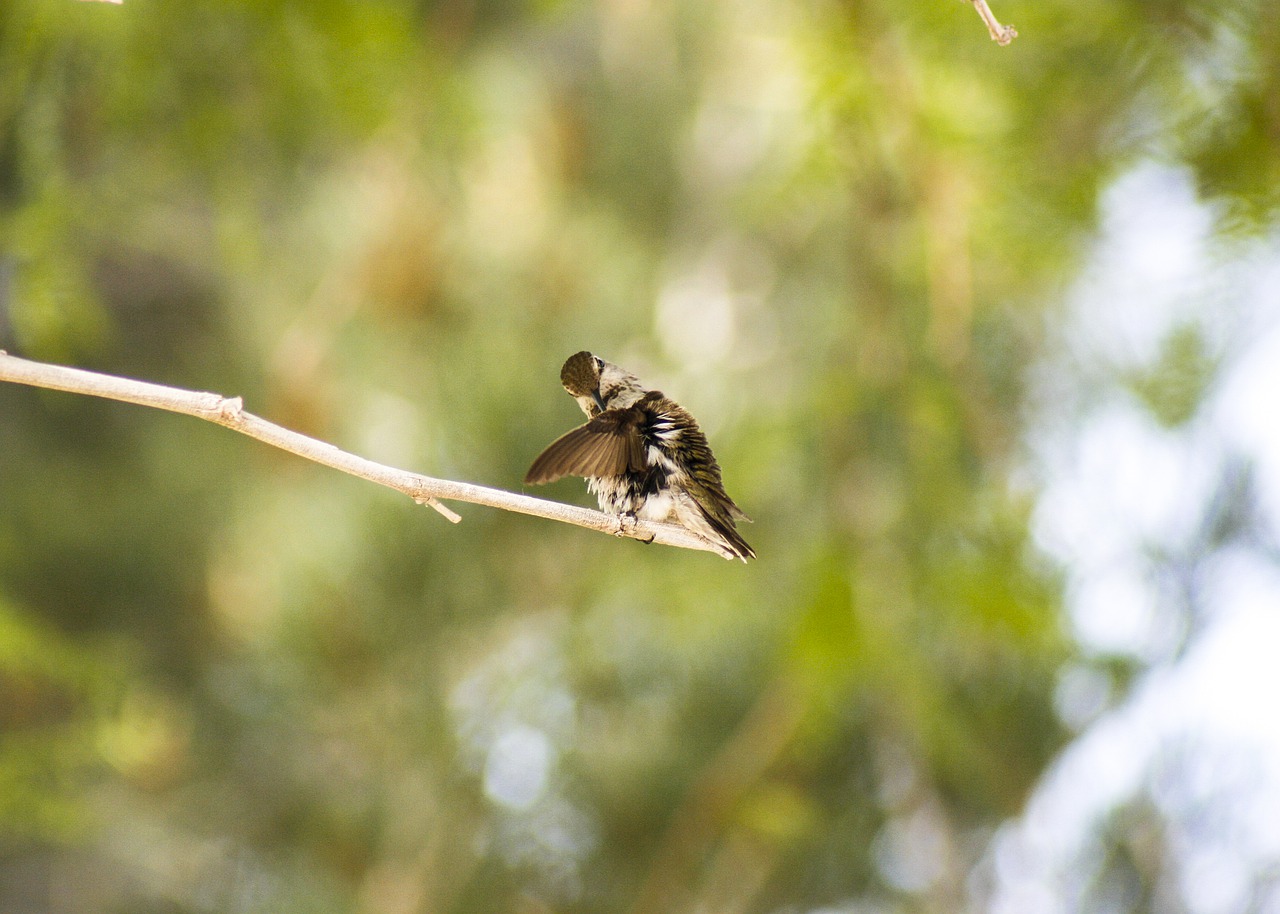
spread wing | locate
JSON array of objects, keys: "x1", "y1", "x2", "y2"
[{"x1": 525, "y1": 409, "x2": 647, "y2": 484}]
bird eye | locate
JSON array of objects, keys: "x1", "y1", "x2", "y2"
[{"x1": 593, "y1": 356, "x2": 604, "y2": 372}]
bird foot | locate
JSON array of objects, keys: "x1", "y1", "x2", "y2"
[{"x1": 615, "y1": 512, "x2": 655, "y2": 544}]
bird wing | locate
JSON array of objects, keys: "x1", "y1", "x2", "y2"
[
  {"x1": 524, "y1": 409, "x2": 646, "y2": 484},
  {"x1": 643, "y1": 398, "x2": 755, "y2": 559}
]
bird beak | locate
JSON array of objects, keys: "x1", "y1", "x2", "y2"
[{"x1": 592, "y1": 391, "x2": 607, "y2": 413}]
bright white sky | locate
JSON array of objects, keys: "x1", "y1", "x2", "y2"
[{"x1": 991, "y1": 164, "x2": 1280, "y2": 914}]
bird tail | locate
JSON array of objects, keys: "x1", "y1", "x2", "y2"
[{"x1": 688, "y1": 501, "x2": 755, "y2": 562}]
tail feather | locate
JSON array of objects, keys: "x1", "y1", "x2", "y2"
[
  {"x1": 706, "y1": 513, "x2": 755, "y2": 562},
  {"x1": 681, "y1": 495, "x2": 755, "y2": 562}
]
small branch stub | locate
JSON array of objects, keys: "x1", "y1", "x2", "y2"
[
  {"x1": 970, "y1": 0, "x2": 1017, "y2": 45},
  {"x1": 415, "y1": 494, "x2": 462, "y2": 524},
  {"x1": 216, "y1": 396, "x2": 244, "y2": 422}
]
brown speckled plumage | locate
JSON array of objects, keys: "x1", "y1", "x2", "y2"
[{"x1": 526, "y1": 352, "x2": 754, "y2": 561}]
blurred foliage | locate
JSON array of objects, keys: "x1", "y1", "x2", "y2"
[
  {"x1": 1123, "y1": 322, "x2": 1218, "y2": 429},
  {"x1": 0, "y1": 0, "x2": 1276, "y2": 912}
]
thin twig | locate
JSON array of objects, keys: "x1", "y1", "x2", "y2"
[
  {"x1": 970, "y1": 0, "x2": 1017, "y2": 46},
  {"x1": 0, "y1": 352, "x2": 734, "y2": 559}
]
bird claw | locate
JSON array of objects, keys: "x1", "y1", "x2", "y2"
[{"x1": 615, "y1": 513, "x2": 656, "y2": 544}]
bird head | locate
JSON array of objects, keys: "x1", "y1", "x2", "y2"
[{"x1": 560, "y1": 351, "x2": 646, "y2": 417}]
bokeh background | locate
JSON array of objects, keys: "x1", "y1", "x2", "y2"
[{"x1": 2, "y1": 1, "x2": 1279, "y2": 912}]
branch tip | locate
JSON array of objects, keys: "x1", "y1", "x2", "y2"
[{"x1": 969, "y1": 0, "x2": 1017, "y2": 45}]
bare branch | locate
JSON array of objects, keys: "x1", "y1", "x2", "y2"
[
  {"x1": 0, "y1": 352, "x2": 734, "y2": 559},
  {"x1": 970, "y1": 0, "x2": 1017, "y2": 46}
]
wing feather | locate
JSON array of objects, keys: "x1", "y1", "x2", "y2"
[{"x1": 525, "y1": 409, "x2": 645, "y2": 484}]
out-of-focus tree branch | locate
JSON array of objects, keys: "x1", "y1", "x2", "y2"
[
  {"x1": 970, "y1": 0, "x2": 1017, "y2": 45},
  {"x1": 0, "y1": 351, "x2": 735, "y2": 559}
]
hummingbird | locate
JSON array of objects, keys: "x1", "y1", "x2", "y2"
[{"x1": 525, "y1": 351, "x2": 754, "y2": 561}]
